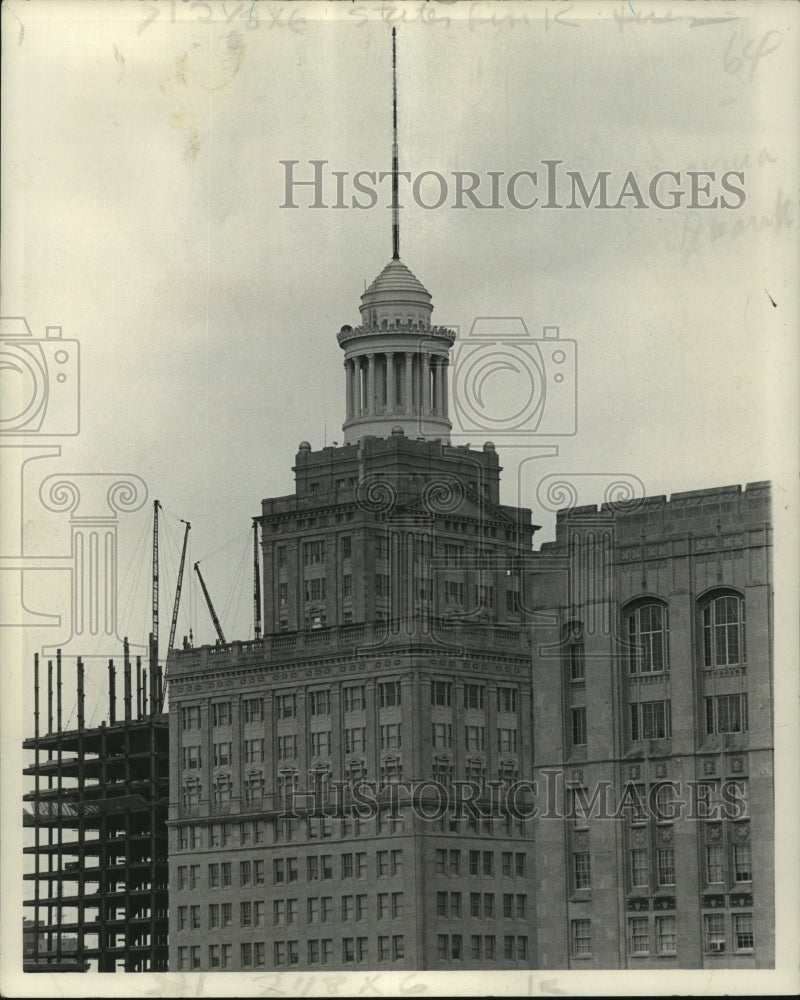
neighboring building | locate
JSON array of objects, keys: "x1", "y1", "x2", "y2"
[
  {"x1": 530, "y1": 482, "x2": 773, "y2": 968},
  {"x1": 23, "y1": 647, "x2": 169, "y2": 972}
]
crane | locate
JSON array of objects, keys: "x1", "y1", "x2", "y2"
[
  {"x1": 158, "y1": 519, "x2": 191, "y2": 712},
  {"x1": 194, "y1": 561, "x2": 226, "y2": 644},
  {"x1": 253, "y1": 519, "x2": 262, "y2": 641}
]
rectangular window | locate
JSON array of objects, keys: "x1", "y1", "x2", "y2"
[
  {"x1": 276, "y1": 734, "x2": 297, "y2": 760},
  {"x1": 344, "y1": 685, "x2": 365, "y2": 712},
  {"x1": 243, "y1": 738, "x2": 264, "y2": 764},
  {"x1": 571, "y1": 707, "x2": 587, "y2": 746},
  {"x1": 465, "y1": 725, "x2": 485, "y2": 751},
  {"x1": 705, "y1": 913, "x2": 726, "y2": 953},
  {"x1": 630, "y1": 848, "x2": 649, "y2": 887},
  {"x1": 657, "y1": 847, "x2": 676, "y2": 886},
  {"x1": 303, "y1": 540, "x2": 325, "y2": 565},
  {"x1": 705, "y1": 844, "x2": 725, "y2": 884},
  {"x1": 378, "y1": 681, "x2": 401, "y2": 708},
  {"x1": 341, "y1": 536, "x2": 352, "y2": 559},
  {"x1": 497, "y1": 728, "x2": 518, "y2": 753},
  {"x1": 308, "y1": 690, "x2": 331, "y2": 716},
  {"x1": 464, "y1": 684, "x2": 485, "y2": 710},
  {"x1": 242, "y1": 697, "x2": 263, "y2": 724},
  {"x1": 515, "y1": 853, "x2": 526, "y2": 877},
  {"x1": 733, "y1": 913, "x2": 754, "y2": 951},
  {"x1": 431, "y1": 681, "x2": 452, "y2": 707},
  {"x1": 181, "y1": 745, "x2": 201, "y2": 770},
  {"x1": 310, "y1": 730, "x2": 332, "y2": 757},
  {"x1": 276, "y1": 694, "x2": 297, "y2": 719},
  {"x1": 497, "y1": 687, "x2": 517, "y2": 713},
  {"x1": 484, "y1": 893, "x2": 495, "y2": 918},
  {"x1": 380, "y1": 723, "x2": 402, "y2": 749},
  {"x1": 181, "y1": 705, "x2": 201, "y2": 730},
  {"x1": 630, "y1": 700, "x2": 672, "y2": 740},
  {"x1": 629, "y1": 916, "x2": 649, "y2": 955},
  {"x1": 471, "y1": 935, "x2": 482, "y2": 960},
  {"x1": 571, "y1": 919, "x2": 591, "y2": 957},
  {"x1": 485, "y1": 935, "x2": 496, "y2": 960},
  {"x1": 432, "y1": 722, "x2": 453, "y2": 749},
  {"x1": 656, "y1": 915, "x2": 677, "y2": 955},
  {"x1": 211, "y1": 701, "x2": 231, "y2": 727},
  {"x1": 705, "y1": 693, "x2": 749, "y2": 735},
  {"x1": 573, "y1": 852, "x2": 591, "y2": 890},
  {"x1": 734, "y1": 843, "x2": 752, "y2": 882}
]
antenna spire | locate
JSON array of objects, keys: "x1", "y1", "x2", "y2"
[{"x1": 391, "y1": 26, "x2": 400, "y2": 261}]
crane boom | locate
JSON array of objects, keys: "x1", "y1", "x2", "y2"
[
  {"x1": 194, "y1": 561, "x2": 226, "y2": 644},
  {"x1": 253, "y1": 519, "x2": 262, "y2": 641},
  {"x1": 168, "y1": 520, "x2": 191, "y2": 653},
  {"x1": 152, "y1": 500, "x2": 161, "y2": 648}
]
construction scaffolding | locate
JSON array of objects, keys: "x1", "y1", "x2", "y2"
[{"x1": 23, "y1": 641, "x2": 169, "y2": 972}]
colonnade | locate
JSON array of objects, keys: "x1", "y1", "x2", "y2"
[{"x1": 344, "y1": 351, "x2": 449, "y2": 420}]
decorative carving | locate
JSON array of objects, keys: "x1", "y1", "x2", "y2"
[{"x1": 703, "y1": 759, "x2": 716, "y2": 775}]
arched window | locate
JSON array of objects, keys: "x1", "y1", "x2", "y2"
[
  {"x1": 465, "y1": 757, "x2": 486, "y2": 785},
  {"x1": 244, "y1": 770, "x2": 264, "y2": 810},
  {"x1": 432, "y1": 756, "x2": 453, "y2": 784},
  {"x1": 702, "y1": 592, "x2": 746, "y2": 667},
  {"x1": 626, "y1": 602, "x2": 669, "y2": 674}
]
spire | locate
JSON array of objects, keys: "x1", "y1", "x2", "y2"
[{"x1": 391, "y1": 27, "x2": 400, "y2": 261}]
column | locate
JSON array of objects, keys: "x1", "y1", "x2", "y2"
[
  {"x1": 422, "y1": 353, "x2": 431, "y2": 415},
  {"x1": 345, "y1": 360, "x2": 354, "y2": 420},
  {"x1": 356, "y1": 356, "x2": 364, "y2": 414},
  {"x1": 386, "y1": 352, "x2": 395, "y2": 415},
  {"x1": 433, "y1": 358, "x2": 442, "y2": 415},
  {"x1": 367, "y1": 353, "x2": 376, "y2": 415},
  {"x1": 442, "y1": 359, "x2": 449, "y2": 419},
  {"x1": 404, "y1": 353, "x2": 414, "y2": 414}
]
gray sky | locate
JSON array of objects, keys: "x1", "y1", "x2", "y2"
[{"x1": 3, "y1": 0, "x2": 798, "y2": 658}]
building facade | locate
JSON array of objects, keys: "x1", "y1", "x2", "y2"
[
  {"x1": 530, "y1": 482, "x2": 773, "y2": 968},
  {"x1": 165, "y1": 251, "x2": 774, "y2": 971}
]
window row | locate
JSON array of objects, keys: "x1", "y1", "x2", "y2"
[
  {"x1": 437, "y1": 891, "x2": 527, "y2": 919},
  {"x1": 438, "y1": 934, "x2": 528, "y2": 962},
  {"x1": 435, "y1": 849, "x2": 527, "y2": 877}
]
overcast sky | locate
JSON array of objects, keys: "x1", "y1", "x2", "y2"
[{"x1": 3, "y1": 0, "x2": 798, "y2": 671}]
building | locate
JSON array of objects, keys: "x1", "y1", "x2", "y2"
[
  {"x1": 165, "y1": 239, "x2": 774, "y2": 970},
  {"x1": 23, "y1": 644, "x2": 169, "y2": 972},
  {"x1": 530, "y1": 482, "x2": 773, "y2": 968}
]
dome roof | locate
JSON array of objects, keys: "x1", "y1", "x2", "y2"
[{"x1": 361, "y1": 259, "x2": 431, "y2": 303}]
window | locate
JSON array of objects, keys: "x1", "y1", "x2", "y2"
[
  {"x1": 181, "y1": 745, "x2": 201, "y2": 770},
  {"x1": 310, "y1": 731, "x2": 332, "y2": 757},
  {"x1": 309, "y1": 690, "x2": 330, "y2": 716},
  {"x1": 277, "y1": 734, "x2": 297, "y2": 760},
  {"x1": 380, "y1": 723, "x2": 401, "y2": 749},
  {"x1": 705, "y1": 694, "x2": 748, "y2": 735},
  {"x1": 571, "y1": 707, "x2": 587, "y2": 747},
  {"x1": 703, "y1": 594, "x2": 746, "y2": 667},
  {"x1": 657, "y1": 847, "x2": 675, "y2": 886},
  {"x1": 704, "y1": 913, "x2": 726, "y2": 953},
  {"x1": 278, "y1": 545, "x2": 287, "y2": 567},
  {"x1": 476, "y1": 584, "x2": 494, "y2": 609},
  {"x1": 465, "y1": 726, "x2": 485, "y2": 751},
  {"x1": 734, "y1": 843, "x2": 752, "y2": 882},
  {"x1": 497, "y1": 687, "x2": 517, "y2": 713},
  {"x1": 342, "y1": 536, "x2": 352, "y2": 559},
  {"x1": 629, "y1": 916, "x2": 649, "y2": 955},
  {"x1": 733, "y1": 913, "x2": 754, "y2": 951},
  {"x1": 483, "y1": 893, "x2": 495, "y2": 917},
  {"x1": 432, "y1": 722, "x2": 453, "y2": 749},
  {"x1": 705, "y1": 844, "x2": 725, "y2": 884},
  {"x1": 446, "y1": 579, "x2": 465, "y2": 605},
  {"x1": 303, "y1": 540, "x2": 325, "y2": 565},
  {"x1": 630, "y1": 848, "x2": 649, "y2": 887},
  {"x1": 181, "y1": 705, "x2": 201, "y2": 730},
  {"x1": 276, "y1": 694, "x2": 297, "y2": 719},
  {"x1": 565, "y1": 621, "x2": 585, "y2": 681},
  {"x1": 431, "y1": 681, "x2": 452, "y2": 707},
  {"x1": 573, "y1": 852, "x2": 591, "y2": 890},
  {"x1": 304, "y1": 577, "x2": 327, "y2": 603},
  {"x1": 378, "y1": 936, "x2": 390, "y2": 961},
  {"x1": 483, "y1": 851, "x2": 494, "y2": 876},
  {"x1": 464, "y1": 684, "x2": 485, "y2": 710},
  {"x1": 630, "y1": 700, "x2": 672, "y2": 740},
  {"x1": 656, "y1": 915, "x2": 677, "y2": 955},
  {"x1": 515, "y1": 853, "x2": 526, "y2": 877},
  {"x1": 497, "y1": 728, "x2": 518, "y2": 753},
  {"x1": 244, "y1": 738, "x2": 264, "y2": 764},
  {"x1": 344, "y1": 685, "x2": 365, "y2": 712},
  {"x1": 211, "y1": 701, "x2": 231, "y2": 726},
  {"x1": 243, "y1": 697, "x2": 263, "y2": 724},
  {"x1": 571, "y1": 919, "x2": 591, "y2": 957},
  {"x1": 212, "y1": 741, "x2": 232, "y2": 767},
  {"x1": 628, "y1": 602, "x2": 669, "y2": 673},
  {"x1": 379, "y1": 681, "x2": 401, "y2": 708},
  {"x1": 393, "y1": 936, "x2": 404, "y2": 961}
]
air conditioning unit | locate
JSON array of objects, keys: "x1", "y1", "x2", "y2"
[{"x1": 710, "y1": 941, "x2": 725, "y2": 953}]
